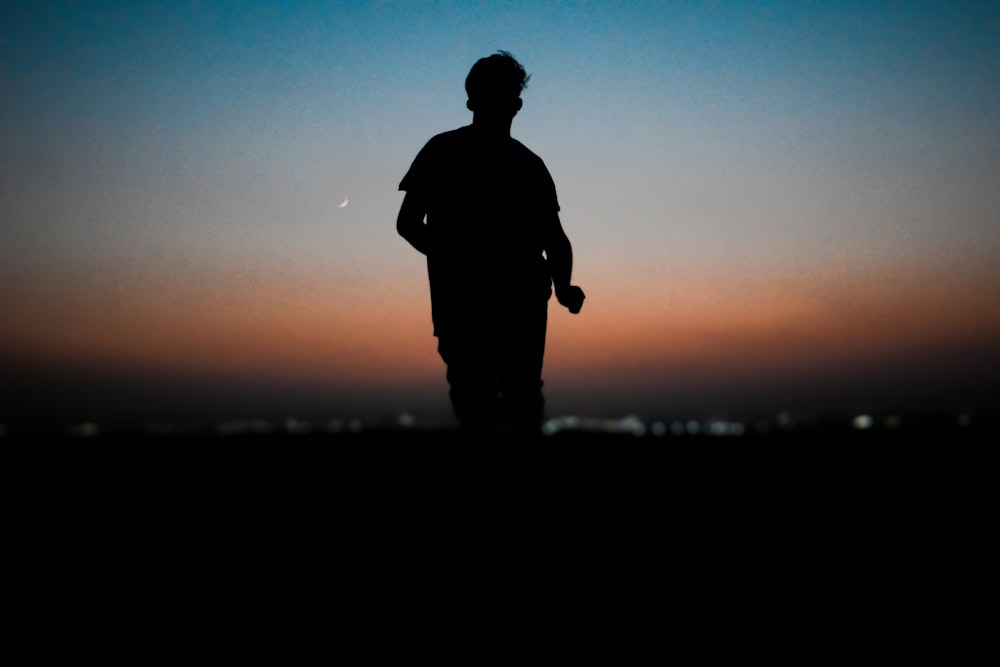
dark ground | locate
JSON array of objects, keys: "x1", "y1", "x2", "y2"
[{"x1": 7, "y1": 406, "x2": 991, "y2": 572}]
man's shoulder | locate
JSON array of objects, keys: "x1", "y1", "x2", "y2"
[
  {"x1": 511, "y1": 138, "x2": 547, "y2": 164},
  {"x1": 423, "y1": 126, "x2": 474, "y2": 149},
  {"x1": 510, "y1": 138, "x2": 552, "y2": 178}
]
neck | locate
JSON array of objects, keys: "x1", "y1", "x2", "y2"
[{"x1": 471, "y1": 114, "x2": 513, "y2": 139}]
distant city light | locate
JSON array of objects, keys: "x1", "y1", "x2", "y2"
[
  {"x1": 541, "y1": 414, "x2": 646, "y2": 436},
  {"x1": 703, "y1": 419, "x2": 746, "y2": 437},
  {"x1": 620, "y1": 415, "x2": 646, "y2": 437},
  {"x1": 66, "y1": 422, "x2": 100, "y2": 437},
  {"x1": 284, "y1": 417, "x2": 312, "y2": 434},
  {"x1": 776, "y1": 412, "x2": 794, "y2": 430}
]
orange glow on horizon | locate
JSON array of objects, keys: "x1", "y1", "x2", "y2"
[{"x1": 3, "y1": 251, "x2": 998, "y2": 395}]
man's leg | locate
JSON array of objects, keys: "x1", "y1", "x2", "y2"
[
  {"x1": 498, "y1": 297, "x2": 548, "y2": 437},
  {"x1": 436, "y1": 331, "x2": 500, "y2": 434}
]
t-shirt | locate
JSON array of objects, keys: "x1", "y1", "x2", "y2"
[{"x1": 399, "y1": 125, "x2": 559, "y2": 329}]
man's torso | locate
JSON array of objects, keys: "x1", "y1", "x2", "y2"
[{"x1": 399, "y1": 126, "x2": 559, "y2": 327}]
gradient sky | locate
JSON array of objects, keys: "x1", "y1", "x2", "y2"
[{"x1": 2, "y1": 0, "x2": 999, "y2": 424}]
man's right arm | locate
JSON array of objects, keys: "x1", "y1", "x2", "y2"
[
  {"x1": 396, "y1": 191, "x2": 431, "y2": 255},
  {"x1": 543, "y1": 211, "x2": 585, "y2": 314}
]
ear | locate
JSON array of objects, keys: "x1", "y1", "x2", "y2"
[
  {"x1": 466, "y1": 99, "x2": 475, "y2": 112},
  {"x1": 514, "y1": 98, "x2": 523, "y2": 112}
]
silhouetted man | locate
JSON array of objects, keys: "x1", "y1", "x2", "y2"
[{"x1": 397, "y1": 51, "x2": 585, "y2": 437}]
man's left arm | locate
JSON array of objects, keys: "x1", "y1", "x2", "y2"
[
  {"x1": 542, "y1": 211, "x2": 585, "y2": 314},
  {"x1": 396, "y1": 191, "x2": 431, "y2": 255}
]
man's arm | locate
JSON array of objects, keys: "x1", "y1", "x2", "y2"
[
  {"x1": 543, "y1": 212, "x2": 585, "y2": 314},
  {"x1": 396, "y1": 191, "x2": 431, "y2": 255}
]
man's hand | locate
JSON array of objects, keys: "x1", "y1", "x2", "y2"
[{"x1": 556, "y1": 285, "x2": 585, "y2": 314}]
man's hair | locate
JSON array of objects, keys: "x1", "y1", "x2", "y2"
[{"x1": 465, "y1": 50, "x2": 530, "y2": 103}]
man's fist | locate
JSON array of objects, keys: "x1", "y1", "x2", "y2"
[{"x1": 556, "y1": 285, "x2": 585, "y2": 314}]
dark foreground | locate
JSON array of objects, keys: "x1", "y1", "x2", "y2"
[{"x1": 7, "y1": 409, "x2": 992, "y2": 548}]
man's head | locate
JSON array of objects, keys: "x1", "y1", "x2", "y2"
[{"x1": 465, "y1": 51, "x2": 530, "y2": 120}]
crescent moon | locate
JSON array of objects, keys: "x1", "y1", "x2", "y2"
[{"x1": 339, "y1": 197, "x2": 349, "y2": 208}]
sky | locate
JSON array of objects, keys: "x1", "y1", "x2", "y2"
[{"x1": 2, "y1": 0, "x2": 999, "y2": 426}]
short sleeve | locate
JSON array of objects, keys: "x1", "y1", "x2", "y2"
[
  {"x1": 535, "y1": 158, "x2": 560, "y2": 213},
  {"x1": 544, "y1": 166, "x2": 560, "y2": 213},
  {"x1": 399, "y1": 138, "x2": 437, "y2": 193}
]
